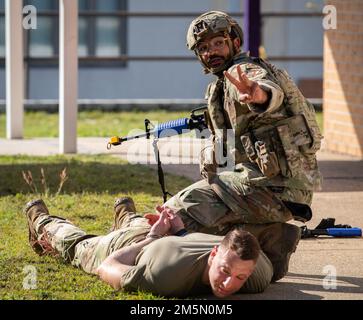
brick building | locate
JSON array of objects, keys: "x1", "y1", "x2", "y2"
[{"x1": 323, "y1": 0, "x2": 363, "y2": 158}]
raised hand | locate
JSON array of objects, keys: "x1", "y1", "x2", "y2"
[{"x1": 224, "y1": 65, "x2": 268, "y2": 105}]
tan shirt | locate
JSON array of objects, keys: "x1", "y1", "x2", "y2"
[{"x1": 121, "y1": 233, "x2": 273, "y2": 298}]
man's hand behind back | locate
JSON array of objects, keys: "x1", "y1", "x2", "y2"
[{"x1": 156, "y1": 206, "x2": 185, "y2": 235}]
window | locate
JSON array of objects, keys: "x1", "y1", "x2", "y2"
[
  {"x1": 78, "y1": 0, "x2": 127, "y2": 60},
  {"x1": 26, "y1": 1, "x2": 58, "y2": 58},
  {"x1": 22, "y1": 0, "x2": 127, "y2": 65}
]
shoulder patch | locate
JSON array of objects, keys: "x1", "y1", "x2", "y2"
[
  {"x1": 228, "y1": 63, "x2": 268, "y2": 81},
  {"x1": 244, "y1": 63, "x2": 268, "y2": 81}
]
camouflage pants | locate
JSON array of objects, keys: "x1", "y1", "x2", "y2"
[
  {"x1": 33, "y1": 213, "x2": 150, "y2": 275},
  {"x1": 165, "y1": 172, "x2": 294, "y2": 235}
]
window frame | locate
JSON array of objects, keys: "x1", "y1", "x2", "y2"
[{"x1": 21, "y1": 0, "x2": 128, "y2": 68}]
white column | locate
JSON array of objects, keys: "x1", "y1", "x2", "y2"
[
  {"x1": 59, "y1": 0, "x2": 78, "y2": 153},
  {"x1": 5, "y1": 0, "x2": 24, "y2": 139}
]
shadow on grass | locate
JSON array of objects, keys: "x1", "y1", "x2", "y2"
[{"x1": 0, "y1": 158, "x2": 192, "y2": 197}]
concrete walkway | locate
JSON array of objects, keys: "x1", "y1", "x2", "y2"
[{"x1": 1, "y1": 137, "x2": 363, "y2": 300}]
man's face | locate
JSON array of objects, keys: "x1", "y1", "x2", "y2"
[
  {"x1": 196, "y1": 35, "x2": 230, "y2": 70},
  {"x1": 196, "y1": 35, "x2": 240, "y2": 71},
  {"x1": 208, "y1": 246, "x2": 256, "y2": 298}
]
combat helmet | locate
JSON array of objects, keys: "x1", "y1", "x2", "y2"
[{"x1": 186, "y1": 11, "x2": 244, "y2": 74}]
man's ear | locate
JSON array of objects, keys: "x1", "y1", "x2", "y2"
[
  {"x1": 208, "y1": 246, "x2": 219, "y2": 265},
  {"x1": 211, "y1": 246, "x2": 218, "y2": 257},
  {"x1": 233, "y1": 37, "x2": 241, "y2": 51}
]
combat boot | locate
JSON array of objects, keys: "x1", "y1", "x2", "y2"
[
  {"x1": 24, "y1": 199, "x2": 51, "y2": 255},
  {"x1": 260, "y1": 223, "x2": 301, "y2": 282},
  {"x1": 242, "y1": 222, "x2": 301, "y2": 282},
  {"x1": 112, "y1": 197, "x2": 137, "y2": 231}
]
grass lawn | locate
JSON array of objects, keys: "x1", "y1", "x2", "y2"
[
  {"x1": 0, "y1": 109, "x2": 324, "y2": 138},
  {"x1": 0, "y1": 154, "x2": 192, "y2": 300},
  {"x1": 0, "y1": 110, "x2": 192, "y2": 138}
]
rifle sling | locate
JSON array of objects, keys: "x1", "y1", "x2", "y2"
[{"x1": 152, "y1": 139, "x2": 173, "y2": 203}]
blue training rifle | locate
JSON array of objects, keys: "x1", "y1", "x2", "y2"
[
  {"x1": 301, "y1": 218, "x2": 362, "y2": 238},
  {"x1": 107, "y1": 106, "x2": 209, "y2": 202},
  {"x1": 107, "y1": 106, "x2": 208, "y2": 148}
]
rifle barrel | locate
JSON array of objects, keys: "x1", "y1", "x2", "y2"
[{"x1": 120, "y1": 132, "x2": 149, "y2": 142}]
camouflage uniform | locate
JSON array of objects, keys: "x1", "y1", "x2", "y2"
[
  {"x1": 166, "y1": 51, "x2": 322, "y2": 228},
  {"x1": 28, "y1": 201, "x2": 150, "y2": 275},
  {"x1": 165, "y1": 11, "x2": 323, "y2": 280}
]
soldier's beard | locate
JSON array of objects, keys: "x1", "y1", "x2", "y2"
[
  {"x1": 206, "y1": 55, "x2": 226, "y2": 69},
  {"x1": 198, "y1": 48, "x2": 234, "y2": 75},
  {"x1": 205, "y1": 50, "x2": 234, "y2": 75}
]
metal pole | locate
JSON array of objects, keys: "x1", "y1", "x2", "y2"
[
  {"x1": 243, "y1": 0, "x2": 261, "y2": 57},
  {"x1": 59, "y1": 0, "x2": 78, "y2": 153},
  {"x1": 5, "y1": 0, "x2": 24, "y2": 139}
]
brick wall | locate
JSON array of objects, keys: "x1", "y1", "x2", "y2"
[{"x1": 323, "y1": 0, "x2": 363, "y2": 158}]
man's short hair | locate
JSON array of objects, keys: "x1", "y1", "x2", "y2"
[{"x1": 221, "y1": 228, "x2": 260, "y2": 262}]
